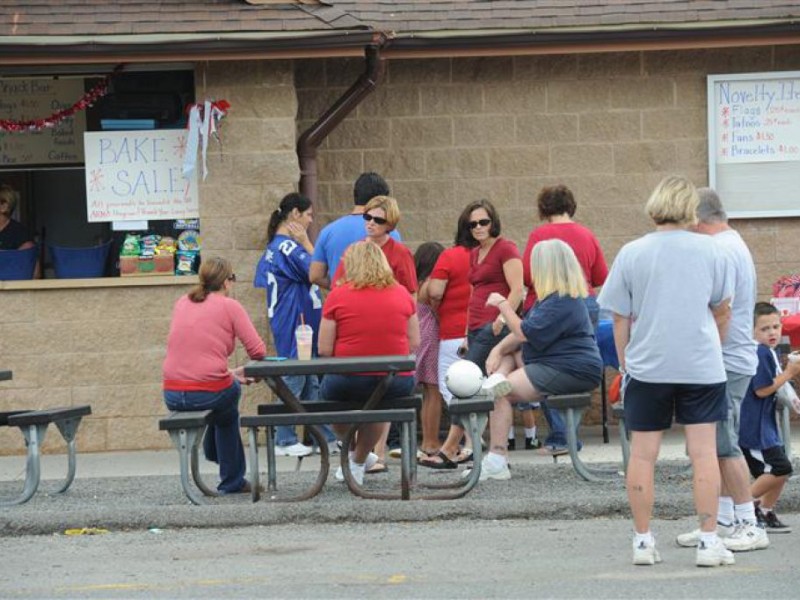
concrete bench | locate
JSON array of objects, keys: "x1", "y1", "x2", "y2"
[
  {"x1": 544, "y1": 393, "x2": 621, "y2": 482},
  {"x1": 158, "y1": 410, "x2": 219, "y2": 505},
  {"x1": 242, "y1": 408, "x2": 418, "y2": 501},
  {"x1": 0, "y1": 405, "x2": 92, "y2": 506}
]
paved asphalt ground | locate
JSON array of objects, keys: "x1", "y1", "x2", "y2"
[{"x1": 2, "y1": 425, "x2": 800, "y2": 598}]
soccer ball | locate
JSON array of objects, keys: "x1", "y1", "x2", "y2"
[{"x1": 445, "y1": 359, "x2": 484, "y2": 399}]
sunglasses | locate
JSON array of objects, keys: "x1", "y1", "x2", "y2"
[
  {"x1": 363, "y1": 213, "x2": 388, "y2": 226},
  {"x1": 469, "y1": 218, "x2": 492, "y2": 230},
  {"x1": 227, "y1": 273, "x2": 237, "y2": 282}
]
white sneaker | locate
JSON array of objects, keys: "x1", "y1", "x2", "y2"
[
  {"x1": 481, "y1": 373, "x2": 513, "y2": 399},
  {"x1": 676, "y1": 522, "x2": 736, "y2": 547},
  {"x1": 461, "y1": 456, "x2": 511, "y2": 481},
  {"x1": 275, "y1": 442, "x2": 313, "y2": 457},
  {"x1": 314, "y1": 441, "x2": 341, "y2": 456},
  {"x1": 632, "y1": 538, "x2": 662, "y2": 566},
  {"x1": 722, "y1": 522, "x2": 769, "y2": 552},
  {"x1": 696, "y1": 538, "x2": 735, "y2": 567},
  {"x1": 335, "y1": 452, "x2": 378, "y2": 482}
]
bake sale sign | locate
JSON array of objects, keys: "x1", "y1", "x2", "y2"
[{"x1": 84, "y1": 130, "x2": 199, "y2": 222}]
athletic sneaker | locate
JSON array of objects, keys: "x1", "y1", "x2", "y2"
[
  {"x1": 722, "y1": 522, "x2": 769, "y2": 551},
  {"x1": 525, "y1": 436, "x2": 542, "y2": 450},
  {"x1": 696, "y1": 538, "x2": 735, "y2": 567},
  {"x1": 481, "y1": 373, "x2": 513, "y2": 398},
  {"x1": 763, "y1": 510, "x2": 792, "y2": 533},
  {"x1": 632, "y1": 538, "x2": 662, "y2": 566},
  {"x1": 275, "y1": 442, "x2": 313, "y2": 457},
  {"x1": 462, "y1": 456, "x2": 511, "y2": 481},
  {"x1": 507, "y1": 438, "x2": 516, "y2": 451},
  {"x1": 676, "y1": 522, "x2": 736, "y2": 547},
  {"x1": 335, "y1": 452, "x2": 378, "y2": 482}
]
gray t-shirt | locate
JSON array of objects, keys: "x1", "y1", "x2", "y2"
[
  {"x1": 714, "y1": 229, "x2": 758, "y2": 377},
  {"x1": 598, "y1": 230, "x2": 734, "y2": 384}
]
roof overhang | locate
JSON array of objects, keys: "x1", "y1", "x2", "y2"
[{"x1": 0, "y1": 19, "x2": 798, "y2": 66}]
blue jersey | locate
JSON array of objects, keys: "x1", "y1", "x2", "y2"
[
  {"x1": 254, "y1": 234, "x2": 322, "y2": 358},
  {"x1": 739, "y1": 344, "x2": 782, "y2": 450}
]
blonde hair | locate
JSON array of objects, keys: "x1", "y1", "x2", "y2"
[
  {"x1": 363, "y1": 195, "x2": 400, "y2": 231},
  {"x1": 531, "y1": 239, "x2": 588, "y2": 300},
  {"x1": 645, "y1": 175, "x2": 699, "y2": 227},
  {"x1": 341, "y1": 241, "x2": 396, "y2": 289},
  {"x1": 189, "y1": 256, "x2": 233, "y2": 303},
  {"x1": 0, "y1": 184, "x2": 18, "y2": 217}
]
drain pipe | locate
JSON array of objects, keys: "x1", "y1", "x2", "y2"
[{"x1": 297, "y1": 38, "x2": 387, "y2": 204}]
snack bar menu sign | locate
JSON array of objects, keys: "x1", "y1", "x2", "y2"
[
  {"x1": 0, "y1": 78, "x2": 85, "y2": 166},
  {"x1": 84, "y1": 130, "x2": 199, "y2": 222}
]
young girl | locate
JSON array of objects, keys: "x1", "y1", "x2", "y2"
[{"x1": 415, "y1": 241, "x2": 446, "y2": 456}]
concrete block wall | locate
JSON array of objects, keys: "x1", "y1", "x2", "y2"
[{"x1": 297, "y1": 46, "x2": 800, "y2": 300}]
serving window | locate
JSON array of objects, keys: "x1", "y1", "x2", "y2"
[{"x1": 0, "y1": 66, "x2": 200, "y2": 283}]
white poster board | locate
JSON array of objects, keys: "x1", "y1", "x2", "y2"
[
  {"x1": 83, "y1": 129, "x2": 199, "y2": 222},
  {"x1": 708, "y1": 71, "x2": 800, "y2": 218},
  {"x1": 0, "y1": 78, "x2": 86, "y2": 166}
]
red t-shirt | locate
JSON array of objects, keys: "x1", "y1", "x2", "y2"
[
  {"x1": 323, "y1": 283, "x2": 416, "y2": 363},
  {"x1": 468, "y1": 237, "x2": 520, "y2": 331},
  {"x1": 332, "y1": 237, "x2": 418, "y2": 295},
  {"x1": 430, "y1": 245, "x2": 471, "y2": 340},
  {"x1": 522, "y1": 222, "x2": 608, "y2": 312}
]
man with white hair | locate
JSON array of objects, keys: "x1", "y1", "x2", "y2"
[{"x1": 676, "y1": 187, "x2": 768, "y2": 552}]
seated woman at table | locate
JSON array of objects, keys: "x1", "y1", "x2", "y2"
[
  {"x1": 162, "y1": 256, "x2": 266, "y2": 494},
  {"x1": 318, "y1": 241, "x2": 420, "y2": 485},
  {"x1": 475, "y1": 239, "x2": 603, "y2": 481}
]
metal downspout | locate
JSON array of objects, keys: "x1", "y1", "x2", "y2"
[{"x1": 297, "y1": 40, "x2": 387, "y2": 204}]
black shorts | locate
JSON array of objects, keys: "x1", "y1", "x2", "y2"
[
  {"x1": 623, "y1": 378, "x2": 727, "y2": 432},
  {"x1": 741, "y1": 446, "x2": 793, "y2": 478}
]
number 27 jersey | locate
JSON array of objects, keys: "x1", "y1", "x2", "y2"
[{"x1": 253, "y1": 234, "x2": 322, "y2": 358}]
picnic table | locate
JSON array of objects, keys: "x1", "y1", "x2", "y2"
[{"x1": 242, "y1": 355, "x2": 494, "y2": 501}]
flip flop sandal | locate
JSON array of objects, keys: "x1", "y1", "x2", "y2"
[
  {"x1": 454, "y1": 449, "x2": 473, "y2": 464},
  {"x1": 418, "y1": 450, "x2": 458, "y2": 470},
  {"x1": 365, "y1": 462, "x2": 388, "y2": 475}
]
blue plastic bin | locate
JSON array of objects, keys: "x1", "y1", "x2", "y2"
[
  {"x1": 0, "y1": 245, "x2": 38, "y2": 280},
  {"x1": 50, "y1": 241, "x2": 111, "y2": 279}
]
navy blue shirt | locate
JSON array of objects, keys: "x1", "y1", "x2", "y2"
[
  {"x1": 520, "y1": 293, "x2": 602, "y2": 384},
  {"x1": 739, "y1": 344, "x2": 782, "y2": 450}
]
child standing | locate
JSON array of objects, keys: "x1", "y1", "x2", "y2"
[{"x1": 739, "y1": 302, "x2": 800, "y2": 533}]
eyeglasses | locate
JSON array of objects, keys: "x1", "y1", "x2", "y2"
[
  {"x1": 468, "y1": 218, "x2": 492, "y2": 230},
  {"x1": 227, "y1": 273, "x2": 237, "y2": 282},
  {"x1": 363, "y1": 213, "x2": 388, "y2": 226}
]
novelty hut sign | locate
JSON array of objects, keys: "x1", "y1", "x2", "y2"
[{"x1": 84, "y1": 130, "x2": 199, "y2": 222}]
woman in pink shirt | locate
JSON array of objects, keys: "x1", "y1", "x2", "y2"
[{"x1": 163, "y1": 256, "x2": 266, "y2": 494}]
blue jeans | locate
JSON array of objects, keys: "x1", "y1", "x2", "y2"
[
  {"x1": 541, "y1": 296, "x2": 598, "y2": 450},
  {"x1": 275, "y1": 375, "x2": 336, "y2": 447},
  {"x1": 320, "y1": 374, "x2": 415, "y2": 405},
  {"x1": 163, "y1": 381, "x2": 246, "y2": 494}
]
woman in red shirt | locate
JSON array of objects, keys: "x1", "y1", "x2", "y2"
[
  {"x1": 332, "y1": 195, "x2": 417, "y2": 297},
  {"x1": 319, "y1": 241, "x2": 420, "y2": 485},
  {"x1": 162, "y1": 256, "x2": 266, "y2": 494},
  {"x1": 521, "y1": 184, "x2": 608, "y2": 456}
]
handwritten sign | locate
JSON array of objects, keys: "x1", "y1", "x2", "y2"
[
  {"x1": 0, "y1": 78, "x2": 85, "y2": 166},
  {"x1": 713, "y1": 76, "x2": 800, "y2": 164},
  {"x1": 708, "y1": 71, "x2": 800, "y2": 218},
  {"x1": 83, "y1": 130, "x2": 199, "y2": 223}
]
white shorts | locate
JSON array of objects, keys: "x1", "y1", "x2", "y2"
[{"x1": 438, "y1": 337, "x2": 464, "y2": 406}]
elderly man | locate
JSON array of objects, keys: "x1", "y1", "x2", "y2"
[{"x1": 675, "y1": 187, "x2": 768, "y2": 552}]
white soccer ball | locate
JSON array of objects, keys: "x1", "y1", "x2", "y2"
[{"x1": 445, "y1": 359, "x2": 484, "y2": 399}]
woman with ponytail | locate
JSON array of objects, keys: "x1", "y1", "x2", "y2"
[
  {"x1": 163, "y1": 256, "x2": 266, "y2": 494},
  {"x1": 254, "y1": 192, "x2": 336, "y2": 456}
]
